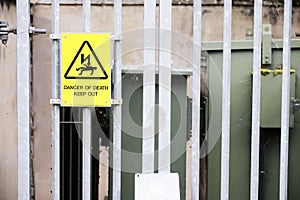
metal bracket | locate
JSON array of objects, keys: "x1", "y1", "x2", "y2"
[
  {"x1": 262, "y1": 24, "x2": 272, "y2": 65},
  {"x1": 111, "y1": 34, "x2": 123, "y2": 41},
  {"x1": 111, "y1": 99, "x2": 123, "y2": 105},
  {"x1": 294, "y1": 102, "x2": 300, "y2": 112},
  {"x1": 50, "y1": 98, "x2": 61, "y2": 105},
  {"x1": 50, "y1": 34, "x2": 61, "y2": 40},
  {"x1": 291, "y1": 98, "x2": 300, "y2": 112},
  {"x1": 29, "y1": 26, "x2": 47, "y2": 35}
]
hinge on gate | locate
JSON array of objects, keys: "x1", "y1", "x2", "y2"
[
  {"x1": 111, "y1": 99, "x2": 123, "y2": 105},
  {"x1": 50, "y1": 98, "x2": 61, "y2": 105},
  {"x1": 111, "y1": 34, "x2": 123, "y2": 41},
  {"x1": 1, "y1": 20, "x2": 46, "y2": 45},
  {"x1": 0, "y1": 21, "x2": 16, "y2": 45}
]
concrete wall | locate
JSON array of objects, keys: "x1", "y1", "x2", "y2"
[{"x1": 0, "y1": 3, "x2": 17, "y2": 200}]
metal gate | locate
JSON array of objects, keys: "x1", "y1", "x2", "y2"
[{"x1": 7, "y1": 0, "x2": 298, "y2": 199}]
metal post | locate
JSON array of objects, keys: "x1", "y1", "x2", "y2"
[
  {"x1": 51, "y1": 0, "x2": 60, "y2": 199},
  {"x1": 17, "y1": 0, "x2": 31, "y2": 199},
  {"x1": 82, "y1": 108, "x2": 91, "y2": 200},
  {"x1": 280, "y1": 0, "x2": 292, "y2": 199},
  {"x1": 191, "y1": 0, "x2": 202, "y2": 199},
  {"x1": 82, "y1": 0, "x2": 92, "y2": 199},
  {"x1": 250, "y1": 1, "x2": 262, "y2": 199},
  {"x1": 113, "y1": 0, "x2": 122, "y2": 199},
  {"x1": 142, "y1": 0, "x2": 156, "y2": 174},
  {"x1": 158, "y1": 0, "x2": 172, "y2": 173},
  {"x1": 220, "y1": 0, "x2": 232, "y2": 199}
]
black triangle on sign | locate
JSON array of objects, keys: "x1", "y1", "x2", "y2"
[{"x1": 64, "y1": 40, "x2": 108, "y2": 80}]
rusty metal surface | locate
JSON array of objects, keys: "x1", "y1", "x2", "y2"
[{"x1": 0, "y1": 4, "x2": 17, "y2": 200}]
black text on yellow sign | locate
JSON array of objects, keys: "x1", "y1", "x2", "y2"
[{"x1": 61, "y1": 33, "x2": 111, "y2": 107}]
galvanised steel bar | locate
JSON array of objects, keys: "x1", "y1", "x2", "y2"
[
  {"x1": 113, "y1": 0, "x2": 122, "y2": 199},
  {"x1": 82, "y1": 0, "x2": 92, "y2": 199},
  {"x1": 191, "y1": 0, "x2": 202, "y2": 199},
  {"x1": 280, "y1": 0, "x2": 292, "y2": 199},
  {"x1": 220, "y1": 0, "x2": 232, "y2": 199},
  {"x1": 82, "y1": 108, "x2": 91, "y2": 200},
  {"x1": 17, "y1": 0, "x2": 31, "y2": 199},
  {"x1": 250, "y1": 0, "x2": 263, "y2": 199},
  {"x1": 158, "y1": 0, "x2": 172, "y2": 173},
  {"x1": 51, "y1": 0, "x2": 61, "y2": 199},
  {"x1": 142, "y1": 0, "x2": 156, "y2": 173}
]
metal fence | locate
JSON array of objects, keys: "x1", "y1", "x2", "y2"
[{"x1": 15, "y1": 0, "x2": 294, "y2": 199}]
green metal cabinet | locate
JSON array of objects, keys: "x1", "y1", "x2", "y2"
[
  {"x1": 204, "y1": 40, "x2": 300, "y2": 200},
  {"x1": 115, "y1": 73, "x2": 188, "y2": 200}
]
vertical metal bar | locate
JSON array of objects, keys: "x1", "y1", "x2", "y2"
[
  {"x1": 220, "y1": 0, "x2": 232, "y2": 199},
  {"x1": 77, "y1": 118, "x2": 82, "y2": 199},
  {"x1": 69, "y1": 123, "x2": 73, "y2": 200},
  {"x1": 83, "y1": 0, "x2": 91, "y2": 32},
  {"x1": 82, "y1": 109, "x2": 91, "y2": 200},
  {"x1": 17, "y1": 0, "x2": 31, "y2": 199},
  {"x1": 142, "y1": 0, "x2": 156, "y2": 173},
  {"x1": 113, "y1": 0, "x2": 122, "y2": 199},
  {"x1": 250, "y1": 1, "x2": 263, "y2": 199},
  {"x1": 51, "y1": 0, "x2": 61, "y2": 199},
  {"x1": 280, "y1": 0, "x2": 292, "y2": 199},
  {"x1": 191, "y1": 0, "x2": 202, "y2": 199},
  {"x1": 61, "y1": 109, "x2": 65, "y2": 200},
  {"x1": 82, "y1": 0, "x2": 92, "y2": 199},
  {"x1": 158, "y1": 0, "x2": 172, "y2": 173}
]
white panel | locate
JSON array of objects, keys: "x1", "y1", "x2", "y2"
[{"x1": 135, "y1": 173, "x2": 180, "y2": 200}]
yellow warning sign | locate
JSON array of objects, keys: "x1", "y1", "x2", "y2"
[{"x1": 61, "y1": 33, "x2": 111, "y2": 107}]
